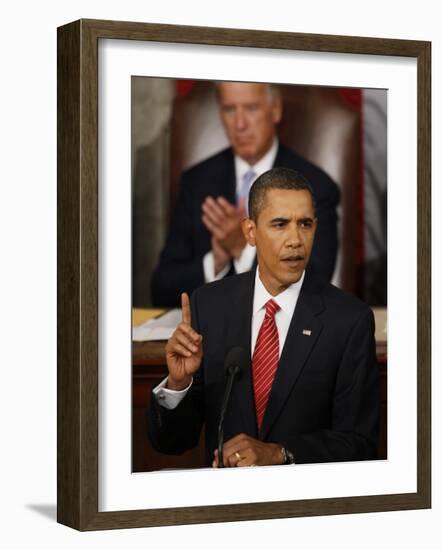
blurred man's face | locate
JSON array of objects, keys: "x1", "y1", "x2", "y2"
[
  {"x1": 243, "y1": 188, "x2": 317, "y2": 296},
  {"x1": 218, "y1": 82, "x2": 282, "y2": 166}
]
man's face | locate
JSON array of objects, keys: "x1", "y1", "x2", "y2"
[
  {"x1": 218, "y1": 82, "x2": 282, "y2": 165},
  {"x1": 243, "y1": 188, "x2": 317, "y2": 295}
]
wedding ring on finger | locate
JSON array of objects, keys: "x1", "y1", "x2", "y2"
[{"x1": 234, "y1": 451, "x2": 242, "y2": 461}]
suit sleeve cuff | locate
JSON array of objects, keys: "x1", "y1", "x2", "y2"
[
  {"x1": 152, "y1": 376, "x2": 193, "y2": 410},
  {"x1": 233, "y1": 244, "x2": 256, "y2": 274},
  {"x1": 203, "y1": 251, "x2": 231, "y2": 282}
]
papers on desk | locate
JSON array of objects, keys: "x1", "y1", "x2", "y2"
[{"x1": 132, "y1": 309, "x2": 182, "y2": 342}]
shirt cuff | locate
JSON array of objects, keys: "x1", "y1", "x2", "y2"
[
  {"x1": 233, "y1": 244, "x2": 256, "y2": 274},
  {"x1": 152, "y1": 377, "x2": 193, "y2": 410},
  {"x1": 203, "y1": 251, "x2": 231, "y2": 283}
]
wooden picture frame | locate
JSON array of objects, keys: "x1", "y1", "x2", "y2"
[{"x1": 57, "y1": 18, "x2": 431, "y2": 530}]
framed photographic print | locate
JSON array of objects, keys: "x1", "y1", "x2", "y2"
[{"x1": 57, "y1": 18, "x2": 431, "y2": 530}]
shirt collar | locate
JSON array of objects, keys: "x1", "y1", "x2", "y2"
[
  {"x1": 253, "y1": 268, "x2": 305, "y2": 318},
  {"x1": 234, "y1": 138, "x2": 279, "y2": 184}
]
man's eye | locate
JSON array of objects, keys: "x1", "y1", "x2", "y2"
[{"x1": 300, "y1": 221, "x2": 312, "y2": 228}]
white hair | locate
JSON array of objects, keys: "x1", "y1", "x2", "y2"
[{"x1": 215, "y1": 81, "x2": 281, "y2": 101}]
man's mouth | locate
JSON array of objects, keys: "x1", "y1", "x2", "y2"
[
  {"x1": 235, "y1": 137, "x2": 252, "y2": 145},
  {"x1": 281, "y1": 255, "x2": 304, "y2": 265}
]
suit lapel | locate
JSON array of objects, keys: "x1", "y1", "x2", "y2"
[
  {"x1": 272, "y1": 143, "x2": 291, "y2": 169},
  {"x1": 225, "y1": 270, "x2": 258, "y2": 439},
  {"x1": 273, "y1": 143, "x2": 285, "y2": 168},
  {"x1": 221, "y1": 149, "x2": 236, "y2": 204},
  {"x1": 227, "y1": 152, "x2": 237, "y2": 204},
  {"x1": 259, "y1": 270, "x2": 325, "y2": 440}
]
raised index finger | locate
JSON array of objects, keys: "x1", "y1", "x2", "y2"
[{"x1": 181, "y1": 292, "x2": 192, "y2": 325}]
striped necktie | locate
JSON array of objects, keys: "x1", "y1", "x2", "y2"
[{"x1": 252, "y1": 299, "x2": 280, "y2": 431}]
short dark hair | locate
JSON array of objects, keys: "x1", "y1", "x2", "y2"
[{"x1": 248, "y1": 167, "x2": 316, "y2": 222}]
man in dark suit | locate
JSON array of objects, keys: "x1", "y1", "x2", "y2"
[
  {"x1": 148, "y1": 168, "x2": 379, "y2": 467},
  {"x1": 151, "y1": 82, "x2": 339, "y2": 307}
]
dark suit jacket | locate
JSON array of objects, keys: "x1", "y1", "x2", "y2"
[
  {"x1": 148, "y1": 268, "x2": 379, "y2": 466},
  {"x1": 151, "y1": 144, "x2": 340, "y2": 307}
]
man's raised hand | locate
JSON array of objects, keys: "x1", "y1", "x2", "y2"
[{"x1": 165, "y1": 292, "x2": 203, "y2": 391}]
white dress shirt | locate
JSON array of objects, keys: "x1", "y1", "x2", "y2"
[
  {"x1": 202, "y1": 139, "x2": 279, "y2": 282},
  {"x1": 251, "y1": 269, "x2": 304, "y2": 357},
  {"x1": 153, "y1": 268, "x2": 305, "y2": 409}
]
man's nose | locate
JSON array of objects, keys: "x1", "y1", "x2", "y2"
[
  {"x1": 286, "y1": 224, "x2": 301, "y2": 247},
  {"x1": 234, "y1": 109, "x2": 247, "y2": 130}
]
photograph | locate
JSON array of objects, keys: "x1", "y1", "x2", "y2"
[{"x1": 131, "y1": 77, "x2": 388, "y2": 473}]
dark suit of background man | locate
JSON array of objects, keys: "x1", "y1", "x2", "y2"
[
  {"x1": 148, "y1": 168, "x2": 379, "y2": 467},
  {"x1": 151, "y1": 82, "x2": 340, "y2": 307}
]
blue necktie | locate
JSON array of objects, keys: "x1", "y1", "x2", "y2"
[{"x1": 237, "y1": 169, "x2": 256, "y2": 214}]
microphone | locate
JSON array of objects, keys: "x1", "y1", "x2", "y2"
[{"x1": 217, "y1": 347, "x2": 248, "y2": 468}]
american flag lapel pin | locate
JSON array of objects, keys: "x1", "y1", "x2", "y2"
[{"x1": 302, "y1": 329, "x2": 312, "y2": 336}]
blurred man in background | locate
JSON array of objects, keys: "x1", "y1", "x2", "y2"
[{"x1": 151, "y1": 82, "x2": 339, "y2": 307}]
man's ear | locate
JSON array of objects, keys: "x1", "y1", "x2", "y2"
[
  {"x1": 242, "y1": 218, "x2": 257, "y2": 247},
  {"x1": 272, "y1": 95, "x2": 283, "y2": 125}
]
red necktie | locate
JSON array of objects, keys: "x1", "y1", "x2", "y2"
[{"x1": 252, "y1": 299, "x2": 280, "y2": 431}]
